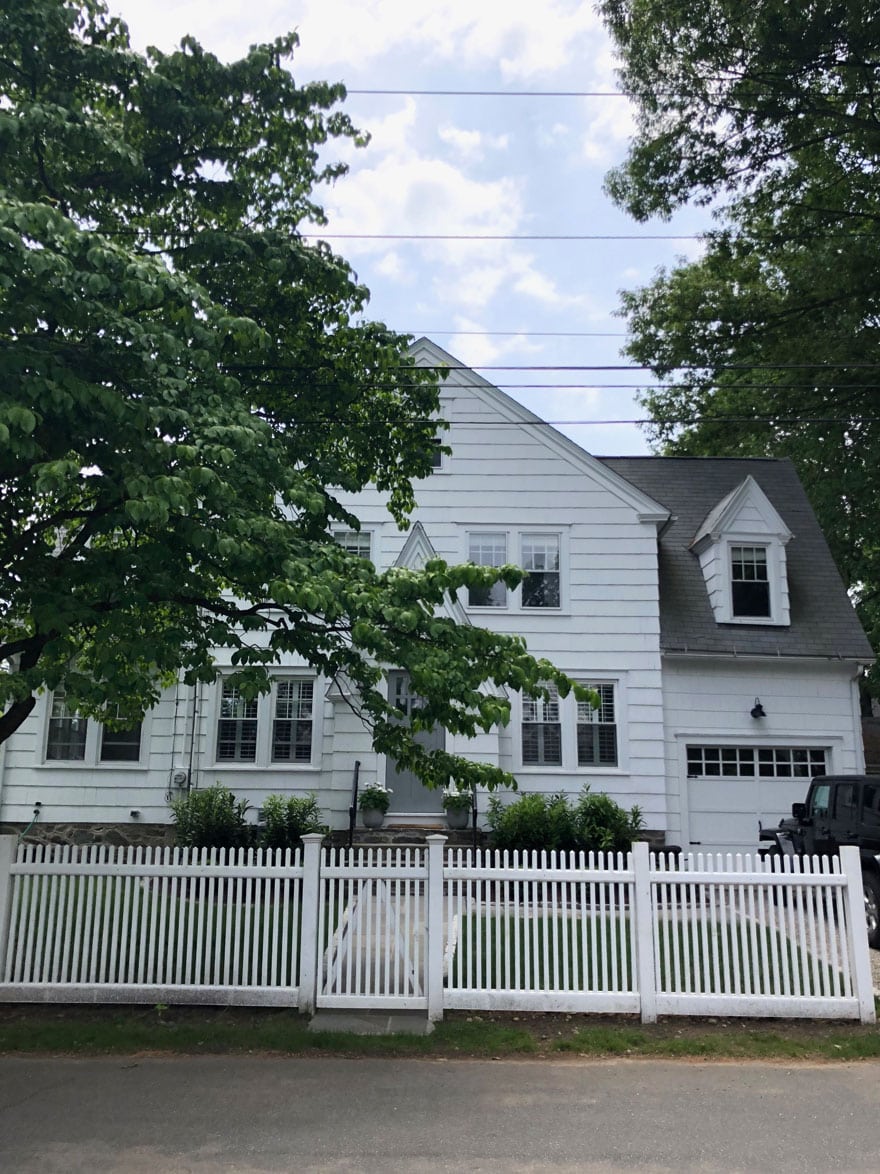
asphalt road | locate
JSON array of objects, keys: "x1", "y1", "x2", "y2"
[{"x1": 0, "y1": 1054, "x2": 877, "y2": 1172}]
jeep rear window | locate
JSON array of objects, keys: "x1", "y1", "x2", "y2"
[{"x1": 809, "y1": 783, "x2": 831, "y2": 818}]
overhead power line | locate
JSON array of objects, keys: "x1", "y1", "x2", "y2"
[
  {"x1": 302, "y1": 231, "x2": 702, "y2": 241},
  {"x1": 408, "y1": 330, "x2": 629, "y2": 338},
  {"x1": 347, "y1": 89, "x2": 627, "y2": 97},
  {"x1": 409, "y1": 362, "x2": 880, "y2": 372}
]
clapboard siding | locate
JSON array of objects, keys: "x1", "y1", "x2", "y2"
[{"x1": 662, "y1": 656, "x2": 864, "y2": 850}]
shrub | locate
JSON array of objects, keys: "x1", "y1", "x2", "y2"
[
  {"x1": 357, "y1": 783, "x2": 392, "y2": 813},
  {"x1": 572, "y1": 787, "x2": 643, "y2": 854},
  {"x1": 171, "y1": 784, "x2": 252, "y2": 850},
  {"x1": 486, "y1": 792, "x2": 575, "y2": 853},
  {"x1": 487, "y1": 786, "x2": 644, "y2": 855},
  {"x1": 261, "y1": 792, "x2": 327, "y2": 850}
]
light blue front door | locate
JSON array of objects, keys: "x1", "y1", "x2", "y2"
[{"x1": 386, "y1": 672, "x2": 444, "y2": 815}]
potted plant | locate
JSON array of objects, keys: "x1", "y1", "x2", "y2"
[
  {"x1": 442, "y1": 786, "x2": 473, "y2": 830},
  {"x1": 358, "y1": 782, "x2": 392, "y2": 829}
]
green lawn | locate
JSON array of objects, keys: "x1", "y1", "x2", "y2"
[{"x1": 450, "y1": 911, "x2": 844, "y2": 998}]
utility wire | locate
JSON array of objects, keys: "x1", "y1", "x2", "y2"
[{"x1": 302, "y1": 231, "x2": 703, "y2": 241}]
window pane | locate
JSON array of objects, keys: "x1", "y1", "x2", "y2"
[
  {"x1": 522, "y1": 684, "x2": 562, "y2": 765},
  {"x1": 334, "y1": 530, "x2": 371, "y2": 559},
  {"x1": 522, "y1": 535, "x2": 560, "y2": 608},
  {"x1": 100, "y1": 725, "x2": 142, "y2": 762},
  {"x1": 731, "y1": 545, "x2": 770, "y2": 617},
  {"x1": 46, "y1": 689, "x2": 87, "y2": 760},
  {"x1": 577, "y1": 683, "x2": 617, "y2": 766},
  {"x1": 217, "y1": 683, "x2": 258, "y2": 761},
  {"x1": 468, "y1": 533, "x2": 507, "y2": 607},
  {"x1": 272, "y1": 680, "x2": 314, "y2": 763},
  {"x1": 686, "y1": 745, "x2": 826, "y2": 780}
]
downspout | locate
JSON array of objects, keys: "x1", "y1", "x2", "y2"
[{"x1": 852, "y1": 666, "x2": 867, "y2": 773}]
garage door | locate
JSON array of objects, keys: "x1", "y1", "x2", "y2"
[{"x1": 686, "y1": 745, "x2": 827, "y2": 853}]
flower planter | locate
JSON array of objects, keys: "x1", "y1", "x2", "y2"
[
  {"x1": 445, "y1": 807, "x2": 470, "y2": 830},
  {"x1": 361, "y1": 807, "x2": 386, "y2": 830}
]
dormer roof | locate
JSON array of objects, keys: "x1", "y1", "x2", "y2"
[
  {"x1": 691, "y1": 474, "x2": 792, "y2": 553},
  {"x1": 599, "y1": 457, "x2": 872, "y2": 661}
]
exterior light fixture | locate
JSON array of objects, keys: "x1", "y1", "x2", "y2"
[{"x1": 750, "y1": 698, "x2": 767, "y2": 719}]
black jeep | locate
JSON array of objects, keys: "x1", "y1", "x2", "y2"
[{"x1": 759, "y1": 774, "x2": 880, "y2": 949}]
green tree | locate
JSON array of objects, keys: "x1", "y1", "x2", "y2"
[
  {"x1": 0, "y1": 0, "x2": 588, "y2": 787},
  {"x1": 599, "y1": 0, "x2": 880, "y2": 671}
]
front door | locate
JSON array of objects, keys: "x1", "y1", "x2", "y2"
[{"x1": 386, "y1": 671, "x2": 444, "y2": 815}]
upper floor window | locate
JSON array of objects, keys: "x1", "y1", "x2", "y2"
[
  {"x1": 691, "y1": 476, "x2": 791, "y2": 627},
  {"x1": 429, "y1": 437, "x2": 444, "y2": 470},
  {"x1": 522, "y1": 534, "x2": 560, "y2": 608},
  {"x1": 334, "y1": 530, "x2": 372, "y2": 560},
  {"x1": 731, "y1": 545, "x2": 770, "y2": 618},
  {"x1": 467, "y1": 532, "x2": 507, "y2": 608},
  {"x1": 466, "y1": 529, "x2": 564, "y2": 612}
]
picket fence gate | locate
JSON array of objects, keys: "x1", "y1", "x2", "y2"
[{"x1": 0, "y1": 835, "x2": 874, "y2": 1022}]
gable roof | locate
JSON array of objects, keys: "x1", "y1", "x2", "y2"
[
  {"x1": 599, "y1": 457, "x2": 873, "y2": 661},
  {"x1": 410, "y1": 338, "x2": 669, "y2": 525}
]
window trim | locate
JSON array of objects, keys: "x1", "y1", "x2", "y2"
[
  {"x1": 720, "y1": 536, "x2": 785, "y2": 626},
  {"x1": 209, "y1": 673, "x2": 322, "y2": 771},
  {"x1": 464, "y1": 527, "x2": 567, "y2": 614}
]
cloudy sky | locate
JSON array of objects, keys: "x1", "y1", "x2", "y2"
[{"x1": 118, "y1": 0, "x2": 709, "y2": 455}]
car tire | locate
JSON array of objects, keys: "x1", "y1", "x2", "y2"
[{"x1": 863, "y1": 871, "x2": 880, "y2": 950}]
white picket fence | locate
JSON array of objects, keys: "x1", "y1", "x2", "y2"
[{"x1": 0, "y1": 835, "x2": 874, "y2": 1022}]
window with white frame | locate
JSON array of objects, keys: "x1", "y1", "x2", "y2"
[
  {"x1": 465, "y1": 529, "x2": 564, "y2": 611},
  {"x1": 577, "y1": 683, "x2": 617, "y2": 767},
  {"x1": 214, "y1": 677, "x2": 318, "y2": 766},
  {"x1": 520, "y1": 680, "x2": 622, "y2": 771},
  {"x1": 272, "y1": 680, "x2": 314, "y2": 763},
  {"x1": 46, "y1": 688, "x2": 87, "y2": 761},
  {"x1": 334, "y1": 530, "x2": 372, "y2": 560},
  {"x1": 686, "y1": 745, "x2": 827, "y2": 779},
  {"x1": 521, "y1": 533, "x2": 561, "y2": 608},
  {"x1": 522, "y1": 684, "x2": 562, "y2": 765},
  {"x1": 429, "y1": 436, "x2": 444, "y2": 470},
  {"x1": 731, "y1": 545, "x2": 770, "y2": 618},
  {"x1": 467, "y1": 532, "x2": 507, "y2": 607},
  {"x1": 45, "y1": 690, "x2": 143, "y2": 764},
  {"x1": 216, "y1": 683, "x2": 258, "y2": 762}
]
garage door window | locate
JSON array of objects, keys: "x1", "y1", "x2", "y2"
[{"x1": 687, "y1": 745, "x2": 827, "y2": 778}]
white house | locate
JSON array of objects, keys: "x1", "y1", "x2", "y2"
[{"x1": 0, "y1": 339, "x2": 872, "y2": 853}]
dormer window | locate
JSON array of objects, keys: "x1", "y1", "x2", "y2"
[
  {"x1": 691, "y1": 476, "x2": 792, "y2": 627},
  {"x1": 731, "y1": 545, "x2": 770, "y2": 618}
]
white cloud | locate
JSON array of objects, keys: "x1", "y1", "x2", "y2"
[{"x1": 438, "y1": 125, "x2": 510, "y2": 160}]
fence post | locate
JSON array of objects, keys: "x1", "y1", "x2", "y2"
[
  {"x1": 298, "y1": 834, "x2": 324, "y2": 1016},
  {"x1": 839, "y1": 845, "x2": 876, "y2": 1024},
  {"x1": 426, "y1": 834, "x2": 447, "y2": 1022},
  {"x1": 0, "y1": 835, "x2": 17, "y2": 980},
  {"x1": 632, "y1": 841, "x2": 658, "y2": 1024}
]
